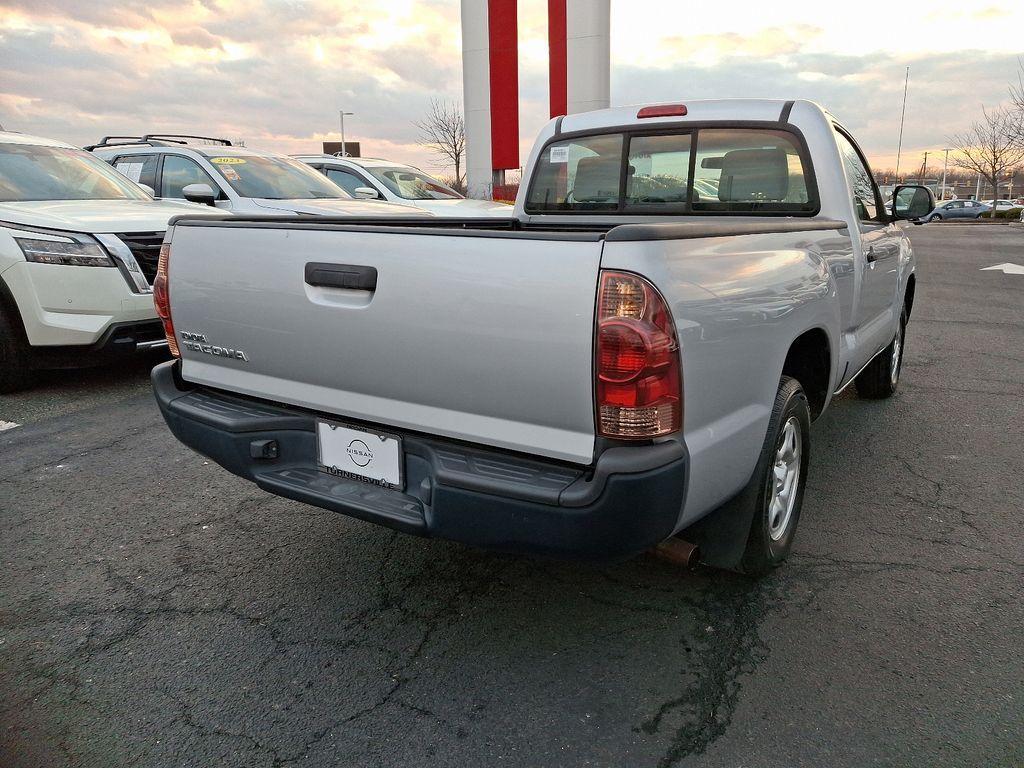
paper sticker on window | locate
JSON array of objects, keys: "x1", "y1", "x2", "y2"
[
  {"x1": 220, "y1": 167, "x2": 241, "y2": 181},
  {"x1": 211, "y1": 157, "x2": 246, "y2": 164},
  {"x1": 549, "y1": 146, "x2": 570, "y2": 164},
  {"x1": 116, "y1": 162, "x2": 144, "y2": 182}
]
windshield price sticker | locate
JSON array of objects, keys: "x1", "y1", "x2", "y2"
[
  {"x1": 549, "y1": 146, "x2": 570, "y2": 164},
  {"x1": 211, "y1": 157, "x2": 246, "y2": 164}
]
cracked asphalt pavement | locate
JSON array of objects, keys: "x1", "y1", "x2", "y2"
[{"x1": 2, "y1": 225, "x2": 1022, "y2": 767}]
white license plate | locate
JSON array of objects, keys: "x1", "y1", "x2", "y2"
[{"x1": 316, "y1": 421, "x2": 403, "y2": 490}]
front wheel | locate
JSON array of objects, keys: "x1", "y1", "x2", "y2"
[
  {"x1": 739, "y1": 376, "x2": 811, "y2": 576},
  {"x1": 855, "y1": 307, "x2": 907, "y2": 399},
  {"x1": 929, "y1": 213, "x2": 941, "y2": 222}
]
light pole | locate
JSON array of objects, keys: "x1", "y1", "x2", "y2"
[
  {"x1": 940, "y1": 148, "x2": 951, "y2": 200},
  {"x1": 338, "y1": 110, "x2": 354, "y2": 156},
  {"x1": 919, "y1": 151, "x2": 929, "y2": 185}
]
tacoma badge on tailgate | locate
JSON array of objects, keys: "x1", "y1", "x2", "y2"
[{"x1": 179, "y1": 331, "x2": 249, "y2": 362}]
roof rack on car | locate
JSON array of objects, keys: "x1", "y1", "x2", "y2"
[
  {"x1": 143, "y1": 134, "x2": 232, "y2": 146},
  {"x1": 85, "y1": 134, "x2": 233, "y2": 151}
]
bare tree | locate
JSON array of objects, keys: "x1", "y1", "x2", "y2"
[
  {"x1": 414, "y1": 100, "x2": 466, "y2": 190},
  {"x1": 948, "y1": 106, "x2": 1024, "y2": 205},
  {"x1": 1010, "y1": 60, "x2": 1024, "y2": 147}
]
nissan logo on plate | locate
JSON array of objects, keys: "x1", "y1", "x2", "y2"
[{"x1": 346, "y1": 439, "x2": 374, "y2": 467}]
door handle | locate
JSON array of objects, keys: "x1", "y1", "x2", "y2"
[{"x1": 304, "y1": 263, "x2": 377, "y2": 291}]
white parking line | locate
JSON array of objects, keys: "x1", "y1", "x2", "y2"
[{"x1": 0, "y1": 421, "x2": 21, "y2": 431}]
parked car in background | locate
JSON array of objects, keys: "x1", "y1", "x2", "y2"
[
  {"x1": 0, "y1": 131, "x2": 214, "y2": 392},
  {"x1": 90, "y1": 136, "x2": 429, "y2": 217},
  {"x1": 152, "y1": 98, "x2": 932, "y2": 576},
  {"x1": 981, "y1": 199, "x2": 1019, "y2": 212},
  {"x1": 294, "y1": 155, "x2": 511, "y2": 217},
  {"x1": 922, "y1": 199, "x2": 990, "y2": 221}
]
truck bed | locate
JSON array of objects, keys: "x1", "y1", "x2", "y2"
[{"x1": 165, "y1": 214, "x2": 846, "y2": 465}]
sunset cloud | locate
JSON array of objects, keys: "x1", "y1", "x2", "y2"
[{"x1": 2, "y1": 0, "x2": 1022, "y2": 175}]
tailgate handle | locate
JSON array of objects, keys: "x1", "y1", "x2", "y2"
[{"x1": 304, "y1": 263, "x2": 377, "y2": 291}]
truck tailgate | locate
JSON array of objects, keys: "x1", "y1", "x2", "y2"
[{"x1": 168, "y1": 224, "x2": 603, "y2": 464}]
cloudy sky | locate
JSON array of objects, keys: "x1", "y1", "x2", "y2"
[{"x1": 2, "y1": 0, "x2": 1022, "y2": 177}]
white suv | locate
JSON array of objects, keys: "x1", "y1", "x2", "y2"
[
  {"x1": 0, "y1": 131, "x2": 212, "y2": 392},
  {"x1": 293, "y1": 155, "x2": 511, "y2": 217},
  {"x1": 91, "y1": 136, "x2": 428, "y2": 217}
]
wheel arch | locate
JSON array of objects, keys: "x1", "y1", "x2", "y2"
[
  {"x1": 904, "y1": 272, "x2": 916, "y2": 319},
  {"x1": 781, "y1": 327, "x2": 832, "y2": 420},
  {"x1": 0, "y1": 272, "x2": 30, "y2": 344}
]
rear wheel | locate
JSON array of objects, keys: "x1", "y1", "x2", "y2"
[
  {"x1": 0, "y1": 304, "x2": 34, "y2": 393},
  {"x1": 738, "y1": 376, "x2": 811, "y2": 576},
  {"x1": 855, "y1": 307, "x2": 907, "y2": 399}
]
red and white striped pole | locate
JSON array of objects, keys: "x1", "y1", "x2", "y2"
[
  {"x1": 461, "y1": 0, "x2": 609, "y2": 199},
  {"x1": 461, "y1": 0, "x2": 519, "y2": 199},
  {"x1": 548, "y1": 0, "x2": 610, "y2": 119}
]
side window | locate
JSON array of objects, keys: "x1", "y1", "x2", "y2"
[
  {"x1": 161, "y1": 155, "x2": 218, "y2": 199},
  {"x1": 327, "y1": 168, "x2": 375, "y2": 197},
  {"x1": 625, "y1": 133, "x2": 691, "y2": 209},
  {"x1": 113, "y1": 154, "x2": 158, "y2": 190},
  {"x1": 834, "y1": 129, "x2": 882, "y2": 222}
]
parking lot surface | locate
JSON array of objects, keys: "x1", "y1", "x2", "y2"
[{"x1": 2, "y1": 225, "x2": 1022, "y2": 768}]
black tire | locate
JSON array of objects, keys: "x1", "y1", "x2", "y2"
[
  {"x1": 854, "y1": 307, "x2": 907, "y2": 399},
  {"x1": 930, "y1": 213, "x2": 942, "y2": 222},
  {"x1": 738, "y1": 376, "x2": 811, "y2": 577},
  {"x1": 0, "y1": 304, "x2": 34, "y2": 394}
]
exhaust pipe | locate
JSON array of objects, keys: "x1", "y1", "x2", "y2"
[{"x1": 652, "y1": 537, "x2": 700, "y2": 568}]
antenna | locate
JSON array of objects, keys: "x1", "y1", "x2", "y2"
[{"x1": 894, "y1": 66, "x2": 909, "y2": 181}]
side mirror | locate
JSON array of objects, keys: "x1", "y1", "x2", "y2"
[
  {"x1": 353, "y1": 186, "x2": 381, "y2": 200},
  {"x1": 182, "y1": 183, "x2": 218, "y2": 206},
  {"x1": 138, "y1": 183, "x2": 156, "y2": 197},
  {"x1": 891, "y1": 184, "x2": 934, "y2": 222}
]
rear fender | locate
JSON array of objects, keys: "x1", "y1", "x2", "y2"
[{"x1": 600, "y1": 228, "x2": 844, "y2": 528}]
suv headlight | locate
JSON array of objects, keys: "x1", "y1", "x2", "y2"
[{"x1": 14, "y1": 231, "x2": 113, "y2": 267}]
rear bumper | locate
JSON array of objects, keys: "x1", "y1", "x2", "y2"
[{"x1": 153, "y1": 361, "x2": 688, "y2": 560}]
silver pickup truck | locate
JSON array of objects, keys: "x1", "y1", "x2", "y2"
[{"x1": 152, "y1": 99, "x2": 933, "y2": 575}]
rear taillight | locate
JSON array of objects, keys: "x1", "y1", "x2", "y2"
[
  {"x1": 596, "y1": 271, "x2": 681, "y2": 438},
  {"x1": 153, "y1": 243, "x2": 178, "y2": 357}
]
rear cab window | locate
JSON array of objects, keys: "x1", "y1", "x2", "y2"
[{"x1": 526, "y1": 126, "x2": 816, "y2": 215}]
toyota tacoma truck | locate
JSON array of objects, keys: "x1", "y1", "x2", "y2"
[{"x1": 152, "y1": 99, "x2": 933, "y2": 575}]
